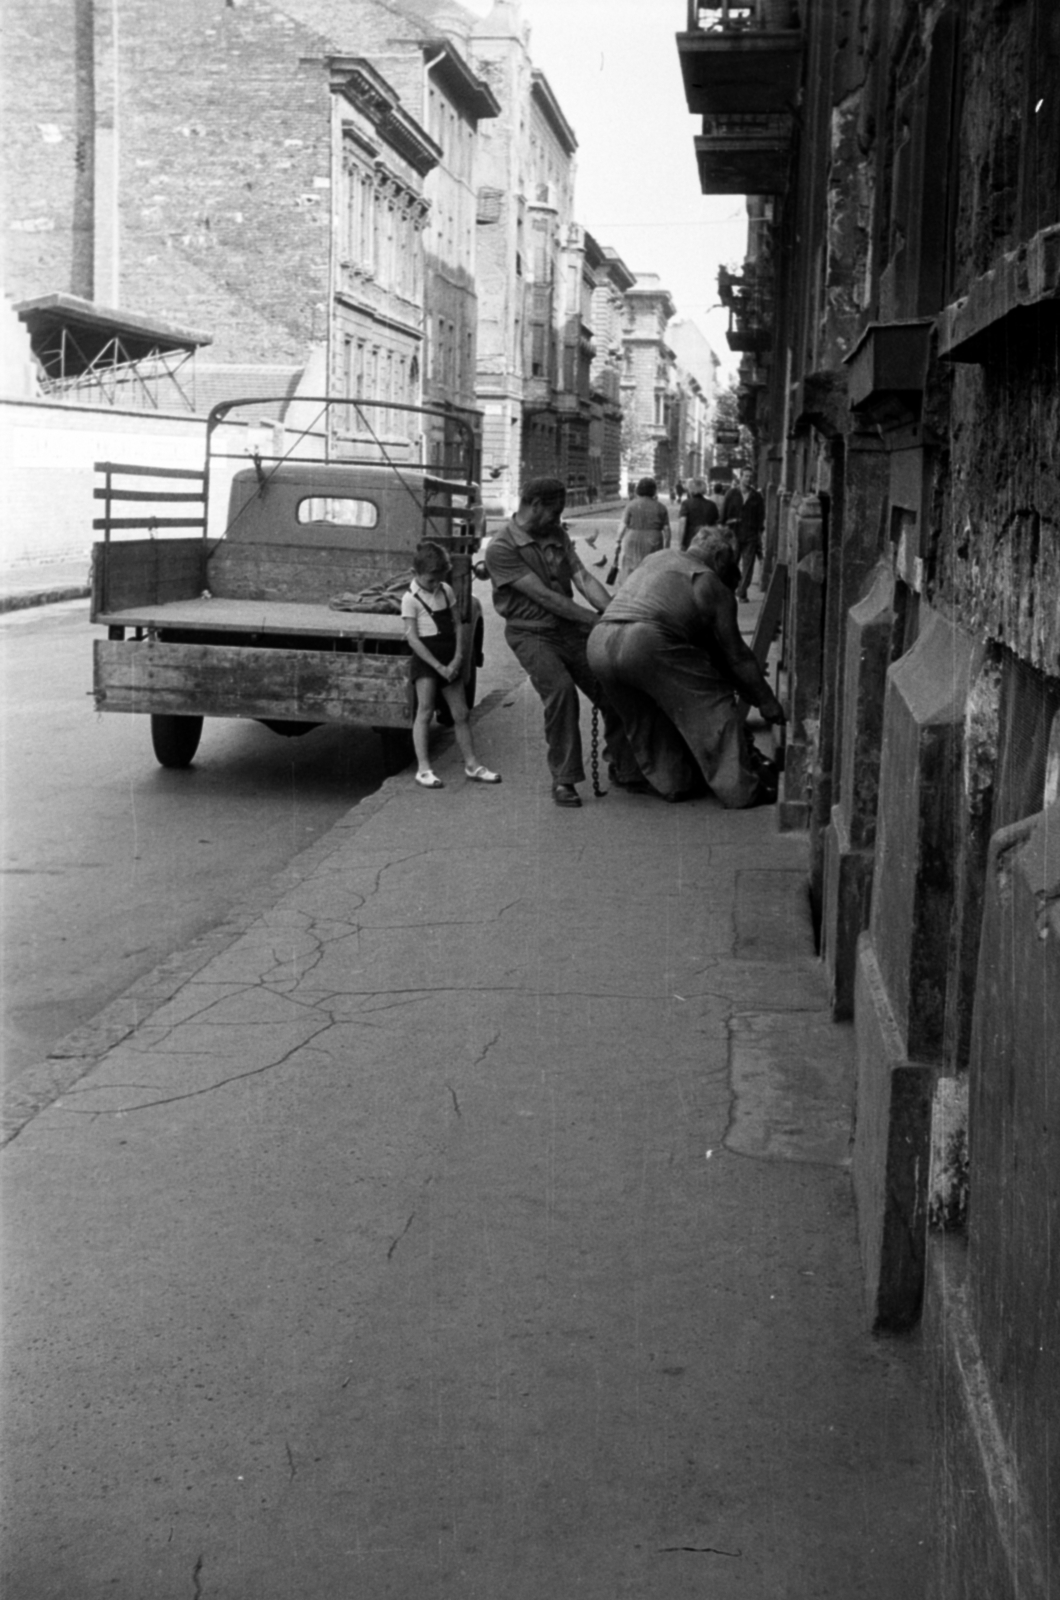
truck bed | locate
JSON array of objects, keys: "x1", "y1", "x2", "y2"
[{"x1": 95, "y1": 596, "x2": 406, "y2": 640}]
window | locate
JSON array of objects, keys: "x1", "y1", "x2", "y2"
[
  {"x1": 531, "y1": 320, "x2": 547, "y2": 377},
  {"x1": 297, "y1": 497, "x2": 378, "y2": 528}
]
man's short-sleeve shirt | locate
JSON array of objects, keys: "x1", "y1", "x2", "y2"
[{"x1": 485, "y1": 518, "x2": 584, "y2": 631}]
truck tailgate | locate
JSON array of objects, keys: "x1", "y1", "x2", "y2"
[{"x1": 94, "y1": 639, "x2": 413, "y2": 726}]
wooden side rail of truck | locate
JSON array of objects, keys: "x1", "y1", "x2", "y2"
[{"x1": 91, "y1": 399, "x2": 484, "y2": 772}]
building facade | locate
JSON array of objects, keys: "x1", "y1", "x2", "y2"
[
  {"x1": 552, "y1": 221, "x2": 597, "y2": 503},
  {"x1": 328, "y1": 57, "x2": 439, "y2": 459},
  {"x1": 668, "y1": 315, "x2": 722, "y2": 482},
  {"x1": 418, "y1": 41, "x2": 499, "y2": 466},
  {"x1": 1, "y1": 0, "x2": 337, "y2": 368},
  {"x1": 679, "y1": 3, "x2": 1059, "y2": 1595},
  {"x1": 619, "y1": 274, "x2": 677, "y2": 489},
  {"x1": 589, "y1": 243, "x2": 635, "y2": 500},
  {"x1": 468, "y1": 0, "x2": 580, "y2": 510},
  {"x1": 308, "y1": 3, "x2": 499, "y2": 467},
  {"x1": 2, "y1": 0, "x2": 496, "y2": 462}
]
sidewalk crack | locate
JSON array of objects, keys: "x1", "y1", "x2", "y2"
[
  {"x1": 386, "y1": 1210, "x2": 416, "y2": 1261},
  {"x1": 55, "y1": 1020, "x2": 338, "y2": 1114}
]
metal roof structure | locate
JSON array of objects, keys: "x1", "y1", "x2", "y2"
[{"x1": 14, "y1": 293, "x2": 213, "y2": 410}]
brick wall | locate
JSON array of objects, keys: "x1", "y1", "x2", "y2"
[{"x1": 2, "y1": 0, "x2": 335, "y2": 364}]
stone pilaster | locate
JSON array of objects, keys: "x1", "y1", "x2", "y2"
[
  {"x1": 822, "y1": 561, "x2": 895, "y2": 1018},
  {"x1": 927, "y1": 802, "x2": 1059, "y2": 1600},
  {"x1": 852, "y1": 606, "x2": 983, "y2": 1328},
  {"x1": 777, "y1": 492, "x2": 825, "y2": 832}
]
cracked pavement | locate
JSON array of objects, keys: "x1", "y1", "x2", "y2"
[{"x1": 1, "y1": 674, "x2": 929, "y2": 1599}]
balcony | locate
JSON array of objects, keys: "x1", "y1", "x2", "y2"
[
  {"x1": 677, "y1": 1, "x2": 803, "y2": 118},
  {"x1": 695, "y1": 113, "x2": 793, "y2": 195},
  {"x1": 718, "y1": 264, "x2": 774, "y2": 352}
]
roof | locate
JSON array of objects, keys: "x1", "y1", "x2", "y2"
[
  {"x1": 14, "y1": 294, "x2": 212, "y2": 373},
  {"x1": 600, "y1": 245, "x2": 637, "y2": 292},
  {"x1": 530, "y1": 69, "x2": 577, "y2": 155},
  {"x1": 626, "y1": 275, "x2": 677, "y2": 319},
  {"x1": 420, "y1": 38, "x2": 500, "y2": 120},
  {"x1": 329, "y1": 57, "x2": 442, "y2": 176}
]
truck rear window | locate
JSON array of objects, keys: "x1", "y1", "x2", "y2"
[{"x1": 297, "y1": 497, "x2": 379, "y2": 528}]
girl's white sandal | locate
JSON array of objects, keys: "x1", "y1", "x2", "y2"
[
  {"x1": 465, "y1": 765, "x2": 501, "y2": 784},
  {"x1": 415, "y1": 771, "x2": 444, "y2": 788}
]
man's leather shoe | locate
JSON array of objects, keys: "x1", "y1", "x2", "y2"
[{"x1": 552, "y1": 784, "x2": 582, "y2": 808}]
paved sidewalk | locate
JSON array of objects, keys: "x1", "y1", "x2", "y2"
[
  {"x1": 0, "y1": 555, "x2": 92, "y2": 612},
  {"x1": 0, "y1": 676, "x2": 929, "y2": 1598}
]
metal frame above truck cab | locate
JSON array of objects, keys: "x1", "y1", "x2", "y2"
[{"x1": 203, "y1": 396, "x2": 483, "y2": 546}]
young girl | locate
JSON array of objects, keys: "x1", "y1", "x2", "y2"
[{"x1": 401, "y1": 541, "x2": 501, "y2": 789}]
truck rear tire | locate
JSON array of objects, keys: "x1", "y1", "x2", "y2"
[{"x1": 151, "y1": 714, "x2": 204, "y2": 768}]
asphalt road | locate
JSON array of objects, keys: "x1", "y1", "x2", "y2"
[
  {"x1": 0, "y1": 520, "x2": 615, "y2": 1091},
  {"x1": 0, "y1": 601, "x2": 379, "y2": 1085}
]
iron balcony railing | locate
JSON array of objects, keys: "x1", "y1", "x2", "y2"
[
  {"x1": 719, "y1": 263, "x2": 774, "y2": 353},
  {"x1": 678, "y1": 1, "x2": 803, "y2": 119},
  {"x1": 686, "y1": 0, "x2": 798, "y2": 32}
]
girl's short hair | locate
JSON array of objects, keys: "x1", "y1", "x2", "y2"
[
  {"x1": 413, "y1": 540, "x2": 451, "y2": 578},
  {"x1": 636, "y1": 477, "x2": 657, "y2": 498}
]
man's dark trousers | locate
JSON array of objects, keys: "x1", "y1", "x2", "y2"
[{"x1": 504, "y1": 621, "x2": 638, "y2": 786}]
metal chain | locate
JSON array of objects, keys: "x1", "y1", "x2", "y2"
[{"x1": 591, "y1": 703, "x2": 606, "y2": 798}]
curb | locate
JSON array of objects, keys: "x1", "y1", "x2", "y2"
[{"x1": 0, "y1": 584, "x2": 91, "y2": 614}]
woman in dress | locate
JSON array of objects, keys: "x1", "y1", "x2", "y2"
[{"x1": 613, "y1": 477, "x2": 671, "y2": 585}]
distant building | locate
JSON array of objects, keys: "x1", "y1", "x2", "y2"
[
  {"x1": 327, "y1": 57, "x2": 440, "y2": 458},
  {"x1": 589, "y1": 242, "x2": 636, "y2": 500},
  {"x1": 1, "y1": 0, "x2": 496, "y2": 459},
  {"x1": 468, "y1": 1, "x2": 578, "y2": 511},
  {"x1": 668, "y1": 316, "x2": 723, "y2": 481},
  {"x1": 619, "y1": 274, "x2": 677, "y2": 487},
  {"x1": 552, "y1": 222, "x2": 597, "y2": 504},
  {"x1": 314, "y1": 4, "x2": 499, "y2": 466}
]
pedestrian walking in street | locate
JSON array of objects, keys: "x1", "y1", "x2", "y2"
[
  {"x1": 402, "y1": 541, "x2": 501, "y2": 790},
  {"x1": 675, "y1": 476, "x2": 719, "y2": 551},
  {"x1": 586, "y1": 528, "x2": 786, "y2": 806},
  {"x1": 484, "y1": 477, "x2": 641, "y2": 808},
  {"x1": 611, "y1": 477, "x2": 671, "y2": 586},
  {"x1": 722, "y1": 466, "x2": 765, "y2": 600}
]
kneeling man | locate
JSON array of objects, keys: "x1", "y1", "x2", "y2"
[{"x1": 586, "y1": 529, "x2": 785, "y2": 806}]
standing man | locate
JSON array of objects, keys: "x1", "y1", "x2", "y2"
[
  {"x1": 675, "y1": 476, "x2": 719, "y2": 551},
  {"x1": 485, "y1": 476, "x2": 642, "y2": 808},
  {"x1": 722, "y1": 466, "x2": 765, "y2": 600}
]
